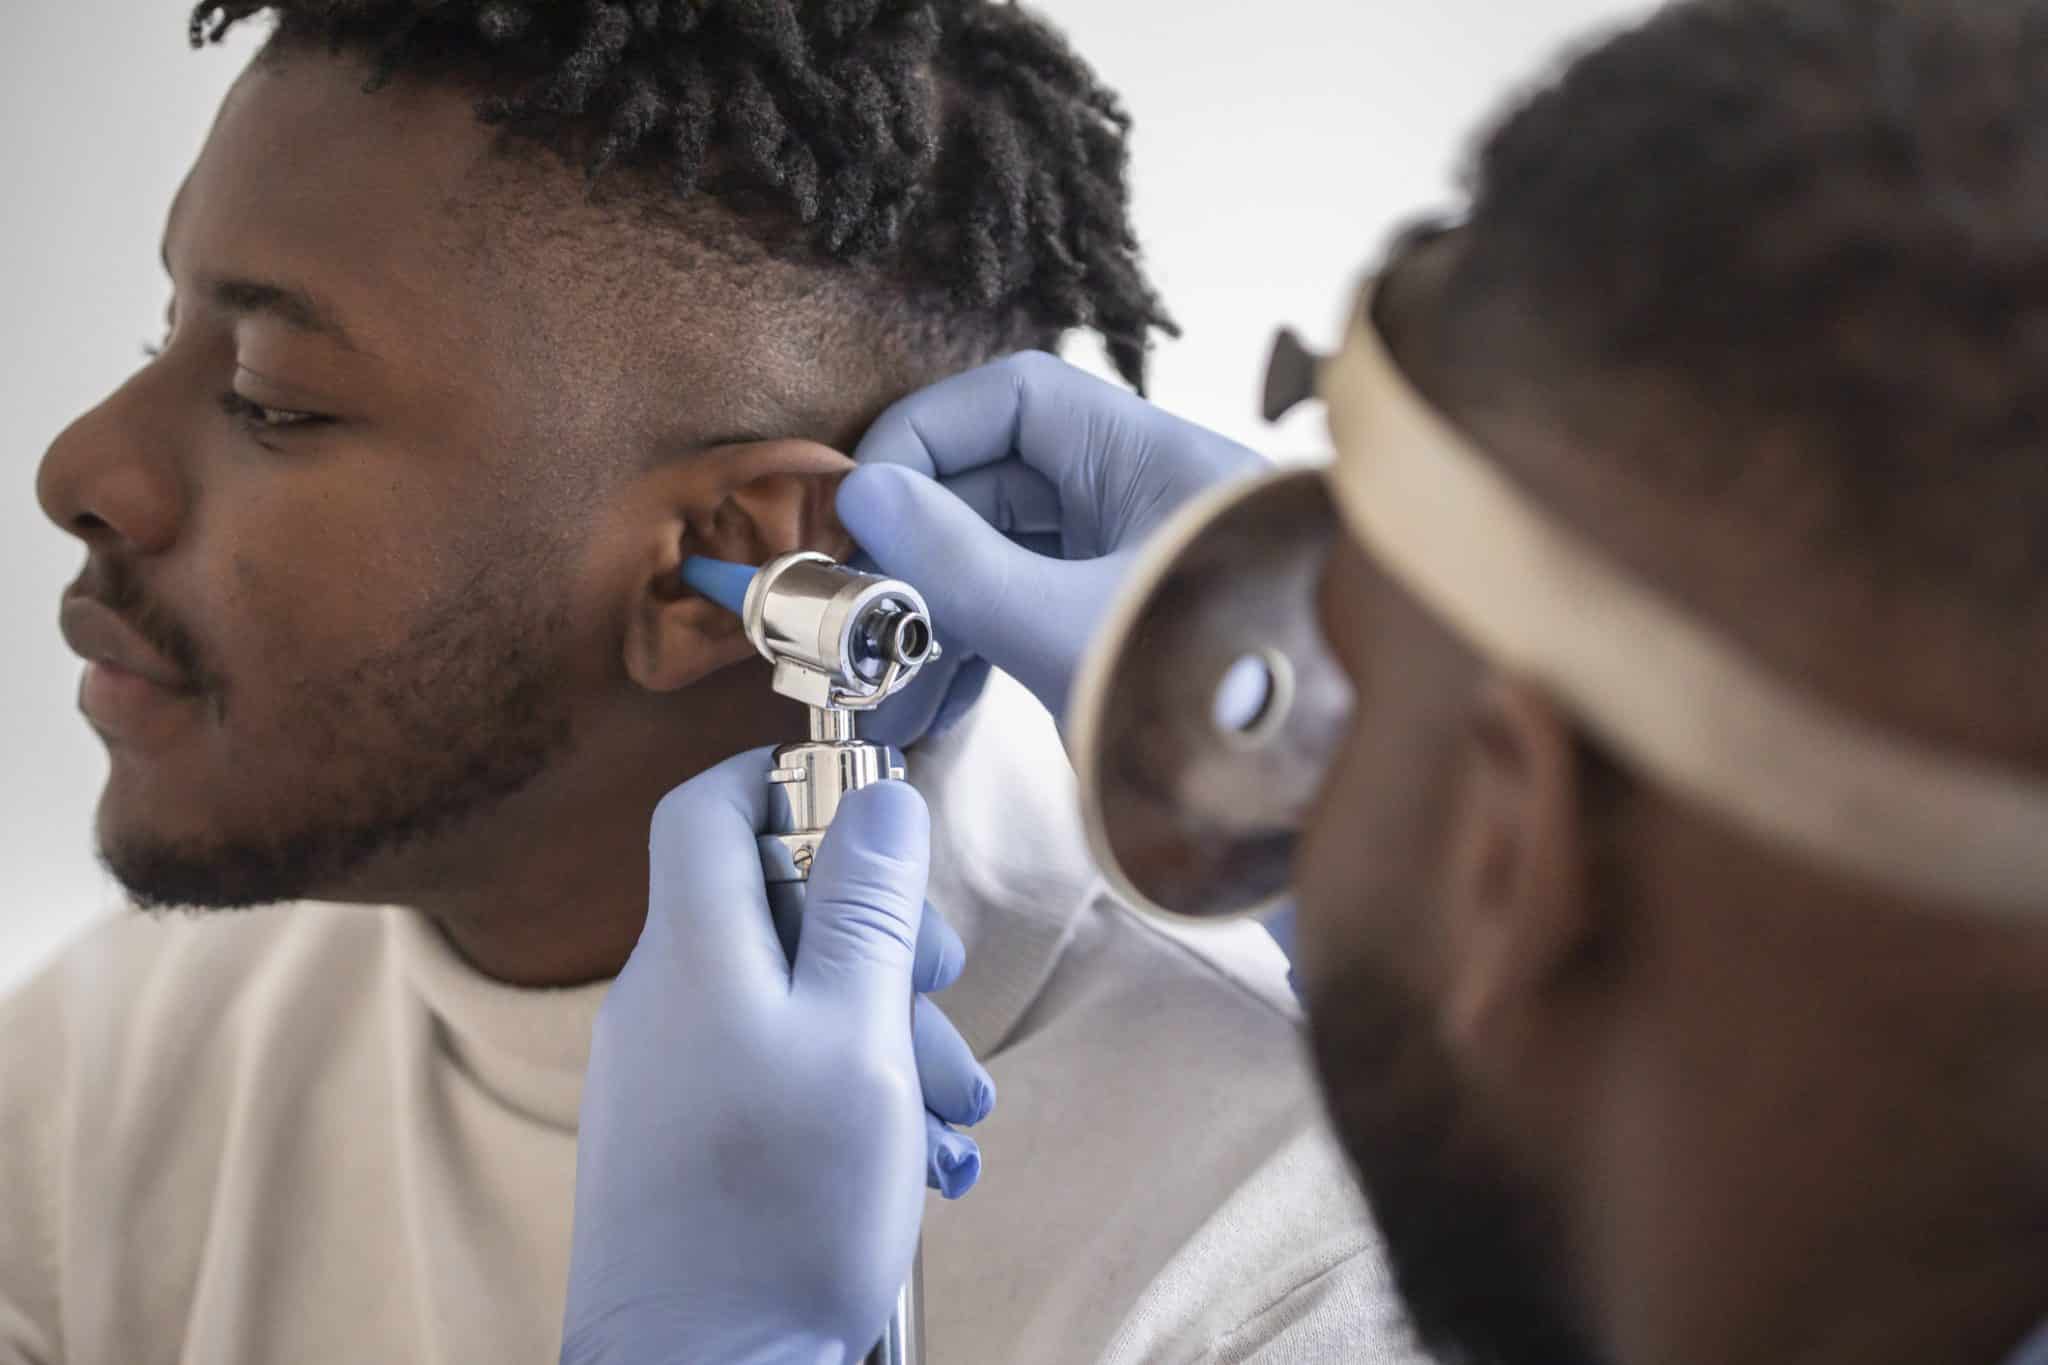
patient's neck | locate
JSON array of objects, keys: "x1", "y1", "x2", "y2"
[{"x1": 399, "y1": 658, "x2": 807, "y2": 987}]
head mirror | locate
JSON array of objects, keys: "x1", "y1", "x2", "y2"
[{"x1": 1070, "y1": 467, "x2": 1353, "y2": 922}]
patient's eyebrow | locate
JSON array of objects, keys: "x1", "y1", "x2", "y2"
[{"x1": 210, "y1": 277, "x2": 368, "y2": 354}]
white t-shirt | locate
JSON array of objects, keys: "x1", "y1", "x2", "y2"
[{"x1": 0, "y1": 676, "x2": 1421, "y2": 1363}]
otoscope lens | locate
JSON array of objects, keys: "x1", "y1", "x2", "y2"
[
  {"x1": 850, "y1": 607, "x2": 894, "y2": 681},
  {"x1": 850, "y1": 601, "x2": 935, "y2": 682},
  {"x1": 893, "y1": 615, "x2": 933, "y2": 665}
]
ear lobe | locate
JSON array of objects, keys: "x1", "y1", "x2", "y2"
[
  {"x1": 623, "y1": 439, "x2": 857, "y2": 694},
  {"x1": 1440, "y1": 676, "x2": 1591, "y2": 1047}
]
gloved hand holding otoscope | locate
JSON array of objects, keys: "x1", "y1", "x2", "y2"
[
  {"x1": 693, "y1": 550, "x2": 944, "y2": 1365},
  {"x1": 563, "y1": 359, "x2": 1262, "y2": 1365},
  {"x1": 560, "y1": 550, "x2": 990, "y2": 1365}
]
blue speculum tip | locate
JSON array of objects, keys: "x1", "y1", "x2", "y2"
[{"x1": 679, "y1": 556, "x2": 757, "y2": 617}]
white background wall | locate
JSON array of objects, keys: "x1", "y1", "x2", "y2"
[{"x1": 0, "y1": 0, "x2": 1651, "y2": 993}]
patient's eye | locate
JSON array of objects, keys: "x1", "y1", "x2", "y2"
[{"x1": 219, "y1": 390, "x2": 330, "y2": 434}]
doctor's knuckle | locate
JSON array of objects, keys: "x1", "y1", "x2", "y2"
[
  {"x1": 1010, "y1": 348, "x2": 1061, "y2": 375},
  {"x1": 825, "y1": 900, "x2": 919, "y2": 954},
  {"x1": 1004, "y1": 349, "x2": 1066, "y2": 396},
  {"x1": 835, "y1": 860, "x2": 926, "y2": 912},
  {"x1": 834, "y1": 1052, "x2": 918, "y2": 1112}
]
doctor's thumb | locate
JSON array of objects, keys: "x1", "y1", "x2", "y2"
[
  {"x1": 838, "y1": 463, "x2": 1091, "y2": 714},
  {"x1": 837, "y1": 464, "x2": 1040, "y2": 633},
  {"x1": 793, "y1": 780, "x2": 932, "y2": 1007}
]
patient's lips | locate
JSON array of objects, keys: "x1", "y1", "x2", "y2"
[{"x1": 60, "y1": 596, "x2": 201, "y2": 747}]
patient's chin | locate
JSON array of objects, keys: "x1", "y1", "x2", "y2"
[
  {"x1": 96, "y1": 765, "x2": 520, "y2": 912},
  {"x1": 103, "y1": 831, "x2": 323, "y2": 912},
  {"x1": 93, "y1": 667, "x2": 577, "y2": 913}
]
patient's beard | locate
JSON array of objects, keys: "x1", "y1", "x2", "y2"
[
  {"x1": 100, "y1": 568, "x2": 576, "y2": 912},
  {"x1": 1307, "y1": 957, "x2": 1611, "y2": 1365}
]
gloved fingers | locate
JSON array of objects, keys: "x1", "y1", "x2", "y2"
[
  {"x1": 912, "y1": 902, "x2": 966, "y2": 996},
  {"x1": 794, "y1": 782, "x2": 931, "y2": 1008},
  {"x1": 924, "y1": 1111, "x2": 984, "y2": 1200},
  {"x1": 912, "y1": 994, "x2": 996, "y2": 1128},
  {"x1": 860, "y1": 649, "x2": 995, "y2": 750},
  {"x1": 858, "y1": 643, "x2": 967, "y2": 750},
  {"x1": 837, "y1": 464, "x2": 1095, "y2": 708},
  {"x1": 839, "y1": 463, "x2": 1045, "y2": 600},
  {"x1": 838, "y1": 463, "x2": 1037, "y2": 625},
  {"x1": 924, "y1": 656, "x2": 993, "y2": 741},
  {"x1": 871, "y1": 455, "x2": 1065, "y2": 558},
  {"x1": 852, "y1": 351, "x2": 1074, "y2": 478},
  {"x1": 643, "y1": 747, "x2": 789, "y2": 1002},
  {"x1": 856, "y1": 349, "x2": 1264, "y2": 500},
  {"x1": 855, "y1": 351, "x2": 1147, "y2": 484},
  {"x1": 933, "y1": 460, "x2": 1062, "y2": 538}
]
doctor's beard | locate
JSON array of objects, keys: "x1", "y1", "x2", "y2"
[{"x1": 1307, "y1": 957, "x2": 1614, "y2": 1365}]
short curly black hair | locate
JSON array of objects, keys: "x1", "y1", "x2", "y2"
[
  {"x1": 1403, "y1": 0, "x2": 2048, "y2": 621},
  {"x1": 189, "y1": 0, "x2": 1175, "y2": 392}
]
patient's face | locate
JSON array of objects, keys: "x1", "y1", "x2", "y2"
[
  {"x1": 35, "y1": 53, "x2": 623, "y2": 908},
  {"x1": 1295, "y1": 536, "x2": 1605, "y2": 1365}
]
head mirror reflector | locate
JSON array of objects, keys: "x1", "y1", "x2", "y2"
[{"x1": 1070, "y1": 468, "x2": 1353, "y2": 922}]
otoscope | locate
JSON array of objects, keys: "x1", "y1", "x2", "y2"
[{"x1": 680, "y1": 550, "x2": 940, "y2": 1365}]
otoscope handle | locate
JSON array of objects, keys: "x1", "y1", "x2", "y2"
[
  {"x1": 687, "y1": 551, "x2": 932, "y2": 1365},
  {"x1": 756, "y1": 740, "x2": 926, "y2": 1365}
]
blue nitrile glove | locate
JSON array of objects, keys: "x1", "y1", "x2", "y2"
[
  {"x1": 838, "y1": 351, "x2": 1264, "y2": 737},
  {"x1": 561, "y1": 749, "x2": 994, "y2": 1365},
  {"x1": 839, "y1": 354, "x2": 1304, "y2": 976}
]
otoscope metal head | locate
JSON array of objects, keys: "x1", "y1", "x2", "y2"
[{"x1": 733, "y1": 551, "x2": 940, "y2": 711}]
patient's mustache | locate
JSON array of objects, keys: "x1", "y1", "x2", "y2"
[{"x1": 65, "y1": 557, "x2": 222, "y2": 701}]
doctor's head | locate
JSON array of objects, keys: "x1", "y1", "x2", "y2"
[
  {"x1": 36, "y1": 0, "x2": 1167, "y2": 972},
  {"x1": 1293, "y1": 3, "x2": 2048, "y2": 1364}
]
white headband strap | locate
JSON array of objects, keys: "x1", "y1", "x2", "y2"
[{"x1": 1321, "y1": 280, "x2": 2048, "y2": 918}]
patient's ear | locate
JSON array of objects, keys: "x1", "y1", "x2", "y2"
[{"x1": 618, "y1": 439, "x2": 857, "y2": 693}]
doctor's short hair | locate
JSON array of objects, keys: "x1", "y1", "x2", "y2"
[
  {"x1": 187, "y1": 0, "x2": 1175, "y2": 393},
  {"x1": 1400, "y1": 0, "x2": 2048, "y2": 629}
]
